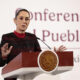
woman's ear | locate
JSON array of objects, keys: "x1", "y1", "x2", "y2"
[{"x1": 14, "y1": 18, "x2": 16, "y2": 24}]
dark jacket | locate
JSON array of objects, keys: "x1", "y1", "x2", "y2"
[{"x1": 0, "y1": 32, "x2": 41, "y2": 66}]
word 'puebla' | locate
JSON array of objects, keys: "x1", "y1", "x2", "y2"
[{"x1": 33, "y1": 29, "x2": 79, "y2": 42}]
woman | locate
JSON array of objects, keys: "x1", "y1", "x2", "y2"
[
  {"x1": 0, "y1": 8, "x2": 66, "y2": 80},
  {"x1": 0, "y1": 8, "x2": 42, "y2": 80}
]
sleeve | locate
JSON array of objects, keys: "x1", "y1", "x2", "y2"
[
  {"x1": 0, "y1": 35, "x2": 7, "y2": 67},
  {"x1": 34, "y1": 35, "x2": 42, "y2": 52}
]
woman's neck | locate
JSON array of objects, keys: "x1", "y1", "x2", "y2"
[
  {"x1": 15, "y1": 29, "x2": 25, "y2": 33},
  {"x1": 14, "y1": 30, "x2": 26, "y2": 38}
]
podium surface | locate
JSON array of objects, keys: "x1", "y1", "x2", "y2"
[{"x1": 2, "y1": 51, "x2": 73, "y2": 80}]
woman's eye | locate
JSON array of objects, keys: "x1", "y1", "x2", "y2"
[
  {"x1": 25, "y1": 17, "x2": 30, "y2": 21},
  {"x1": 20, "y1": 17, "x2": 23, "y2": 20}
]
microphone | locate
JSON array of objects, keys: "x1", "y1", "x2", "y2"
[{"x1": 36, "y1": 37, "x2": 51, "y2": 50}]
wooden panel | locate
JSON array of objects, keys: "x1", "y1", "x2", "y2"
[
  {"x1": 2, "y1": 52, "x2": 39, "y2": 74},
  {"x1": 2, "y1": 53, "x2": 22, "y2": 74},
  {"x1": 2, "y1": 51, "x2": 73, "y2": 75},
  {"x1": 22, "y1": 52, "x2": 39, "y2": 67},
  {"x1": 57, "y1": 51, "x2": 73, "y2": 66}
]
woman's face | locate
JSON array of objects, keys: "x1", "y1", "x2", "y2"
[{"x1": 14, "y1": 11, "x2": 30, "y2": 33}]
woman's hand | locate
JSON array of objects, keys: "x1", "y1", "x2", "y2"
[
  {"x1": 1, "y1": 43, "x2": 13, "y2": 59},
  {"x1": 54, "y1": 45, "x2": 67, "y2": 52}
]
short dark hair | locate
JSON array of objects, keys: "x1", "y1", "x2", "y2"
[{"x1": 15, "y1": 8, "x2": 30, "y2": 19}]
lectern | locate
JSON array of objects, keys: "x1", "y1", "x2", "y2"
[{"x1": 2, "y1": 51, "x2": 73, "y2": 80}]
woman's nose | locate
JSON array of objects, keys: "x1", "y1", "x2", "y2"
[{"x1": 23, "y1": 18, "x2": 26, "y2": 22}]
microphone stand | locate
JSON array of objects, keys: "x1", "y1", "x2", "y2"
[{"x1": 37, "y1": 37, "x2": 51, "y2": 50}]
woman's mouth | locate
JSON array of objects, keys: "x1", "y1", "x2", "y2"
[{"x1": 22, "y1": 24, "x2": 26, "y2": 27}]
